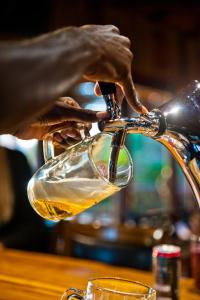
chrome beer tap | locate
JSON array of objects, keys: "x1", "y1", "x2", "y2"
[
  {"x1": 98, "y1": 82, "x2": 127, "y2": 183},
  {"x1": 100, "y1": 81, "x2": 200, "y2": 206}
]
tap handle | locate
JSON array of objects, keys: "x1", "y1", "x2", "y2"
[
  {"x1": 98, "y1": 82, "x2": 126, "y2": 183},
  {"x1": 98, "y1": 82, "x2": 121, "y2": 120},
  {"x1": 98, "y1": 82, "x2": 116, "y2": 95}
]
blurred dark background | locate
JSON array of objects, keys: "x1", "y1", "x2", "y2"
[
  {"x1": 0, "y1": 0, "x2": 199, "y2": 88},
  {"x1": 0, "y1": 0, "x2": 200, "y2": 276}
]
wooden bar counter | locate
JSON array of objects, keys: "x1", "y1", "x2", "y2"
[{"x1": 0, "y1": 248, "x2": 199, "y2": 299}]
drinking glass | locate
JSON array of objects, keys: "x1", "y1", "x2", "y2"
[
  {"x1": 61, "y1": 277, "x2": 156, "y2": 300},
  {"x1": 27, "y1": 133, "x2": 133, "y2": 221}
]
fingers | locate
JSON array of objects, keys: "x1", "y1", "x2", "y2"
[
  {"x1": 115, "y1": 85, "x2": 124, "y2": 106},
  {"x1": 49, "y1": 120, "x2": 91, "y2": 134},
  {"x1": 52, "y1": 122, "x2": 92, "y2": 145},
  {"x1": 58, "y1": 96, "x2": 81, "y2": 109},
  {"x1": 82, "y1": 25, "x2": 147, "y2": 113},
  {"x1": 38, "y1": 100, "x2": 110, "y2": 126},
  {"x1": 109, "y1": 25, "x2": 120, "y2": 34},
  {"x1": 120, "y1": 75, "x2": 148, "y2": 114},
  {"x1": 59, "y1": 107, "x2": 109, "y2": 123},
  {"x1": 94, "y1": 82, "x2": 124, "y2": 106},
  {"x1": 33, "y1": 96, "x2": 110, "y2": 142},
  {"x1": 95, "y1": 78, "x2": 148, "y2": 114},
  {"x1": 52, "y1": 127, "x2": 82, "y2": 144},
  {"x1": 82, "y1": 24, "x2": 120, "y2": 34},
  {"x1": 94, "y1": 83, "x2": 101, "y2": 96}
]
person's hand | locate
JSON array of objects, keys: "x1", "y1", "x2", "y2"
[
  {"x1": 0, "y1": 24, "x2": 146, "y2": 138},
  {"x1": 80, "y1": 25, "x2": 147, "y2": 113},
  {"x1": 13, "y1": 97, "x2": 109, "y2": 140}
]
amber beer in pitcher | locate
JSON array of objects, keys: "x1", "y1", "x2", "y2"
[
  {"x1": 27, "y1": 133, "x2": 133, "y2": 221},
  {"x1": 29, "y1": 178, "x2": 120, "y2": 221}
]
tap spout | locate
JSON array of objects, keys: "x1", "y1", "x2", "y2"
[{"x1": 102, "y1": 109, "x2": 166, "y2": 138}]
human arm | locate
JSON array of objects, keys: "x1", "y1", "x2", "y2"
[
  {"x1": 0, "y1": 26, "x2": 95, "y2": 135},
  {"x1": 0, "y1": 25, "x2": 145, "y2": 138}
]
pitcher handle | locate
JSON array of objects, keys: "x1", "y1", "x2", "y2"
[
  {"x1": 44, "y1": 82, "x2": 116, "y2": 162},
  {"x1": 61, "y1": 288, "x2": 84, "y2": 300},
  {"x1": 43, "y1": 124, "x2": 89, "y2": 163},
  {"x1": 43, "y1": 139, "x2": 55, "y2": 162}
]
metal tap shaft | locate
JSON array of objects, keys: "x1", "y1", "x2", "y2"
[{"x1": 98, "y1": 82, "x2": 126, "y2": 183}]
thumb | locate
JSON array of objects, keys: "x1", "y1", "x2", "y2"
[
  {"x1": 38, "y1": 104, "x2": 110, "y2": 125},
  {"x1": 60, "y1": 106, "x2": 110, "y2": 123},
  {"x1": 120, "y1": 75, "x2": 148, "y2": 114}
]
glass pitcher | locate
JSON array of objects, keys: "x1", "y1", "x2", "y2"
[{"x1": 27, "y1": 132, "x2": 133, "y2": 221}]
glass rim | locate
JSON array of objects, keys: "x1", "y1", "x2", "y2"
[
  {"x1": 88, "y1": 133, "x2": 133, "y2": 188},
  {"x1": 88, "y1": 277, "x2": 156, "y2": 297}
]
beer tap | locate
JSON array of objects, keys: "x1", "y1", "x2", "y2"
[
  {"x1": 98, "y1": 82, "x2": 127, "y2": 183},
  {"x1": 100, "y1": 81, "x2": 200, "y2": 206}
]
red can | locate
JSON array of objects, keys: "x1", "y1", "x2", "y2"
[
  {"x1": 153, "y1": 244, "x2": 181, "y2": 300},
  {"x1": 190, "y1": 234, "x2": 200, "y2": 290}
]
